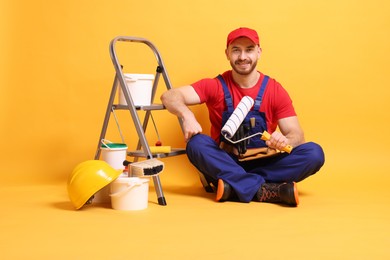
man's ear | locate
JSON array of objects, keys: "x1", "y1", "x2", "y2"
[{"x1": 225, "y1": 48, "x2": 229, "y2": 60}]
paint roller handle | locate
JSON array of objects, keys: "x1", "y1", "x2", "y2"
[{"x1": 260, "y1": 131, "x2": 293, "y2": 153}]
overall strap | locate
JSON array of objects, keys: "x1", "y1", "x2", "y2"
[
  {"x1": 253, "y1": 75, "x2": 269, "y2": 111},
  {"x1": 217, "y1": 75, "x2": 234, "y2": 112},
  {"x1": 217, "y1": 74, "x2": 269, "y2": 112}
]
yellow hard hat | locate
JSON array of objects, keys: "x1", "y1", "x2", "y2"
[{"x1": 67, "y1": 160, "x2": 123, "y2": 209}]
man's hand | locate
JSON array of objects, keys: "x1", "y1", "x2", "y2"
[
  {"x1": 265, "y1": 131, "x2": 290, "y2": 151},
  {"x1": 181, "y1": 111, "x2": 202, "y2": 142},
  {"x1": 160, "y1": 86, "x2": 203, "y2": 142}
]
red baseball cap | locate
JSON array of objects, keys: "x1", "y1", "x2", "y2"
[{"x1": 226, "y1": 27, "x2": 260, "y2": 47}]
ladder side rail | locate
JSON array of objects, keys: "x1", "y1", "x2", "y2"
[
  {"x1": 135, "y1": 70, "x2": 162, "y2": 152},
  {"x1": 152, "y1": 174, "x2": 166, "y2": 205},
  {"x1": 140, "y1": 37, "x2": 185, "y2": 135},
  {"x1": 110, "y1": 37, "x2": 167, "y2": 205},
  {"x1": 161, "y1": 68, "x2": 185, "y2": 135},
  {"x1": 111, "y1": 36, "x2": 185, "y2": 149},
  {"x1": 137, "y1": 110, "x2": 151, "y2": 151},
  {"x1": 94, "y1": 76, "x2": 119, "y2": 160},
  {"x1": 110, "y1": 37, "x2": 174, "y2": 96},
  {"x1": 151, "y1": 70, "x2": 162, "y2": 104},
  {"x1": 149, "y1": 42, "x2": 186, "y2": 135},
  {"x1": 109, "y1": 37, "x2": 153, "y2": 159}
]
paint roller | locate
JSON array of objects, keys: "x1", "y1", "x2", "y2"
[
  {"x1": 221, "y1": 96, "x2": 254, "y2": 139},
  {"x1": 221, "y1": 96, "x2": 293, "y2": 153},
  {"x1": 149, "y1": 146, "x2": 171, "y2": 154}
]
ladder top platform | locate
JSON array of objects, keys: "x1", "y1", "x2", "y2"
[
  {"x1": 128, "y1": 148, "x2": 186, "y2": 158},
  {"x1": 113, "y1": 103, "x2": 165, "y2": 111}
]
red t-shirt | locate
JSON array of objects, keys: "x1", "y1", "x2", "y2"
[{"x1": 191, "y1": 70, "x2": 296, "y2": 143}]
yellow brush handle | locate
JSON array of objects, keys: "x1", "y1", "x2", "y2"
[
  {"x1": 260, "y1": 131, "x2": 293, "y2": 153},
  {"x1": 149, "y1": 146, "x2": 171, "y2": 154}
]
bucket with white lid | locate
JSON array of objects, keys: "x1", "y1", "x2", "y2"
[
  {"x1": 119, "y1": 73, "x2": 154, "y2": 106},
  {"x1": 110, "y1": 177, "x2": 150, "y2": 210}
]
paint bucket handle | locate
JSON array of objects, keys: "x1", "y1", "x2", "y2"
[
  {"x1": 101, "y1": 139, "x2": 113, "y2": 150},
  {"x1": 110, "y1": 181, "x2": 143, "y2": 198}
]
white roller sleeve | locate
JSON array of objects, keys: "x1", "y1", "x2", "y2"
[{"x1": 221, "y1": 96, "x2": 254, "y2": 138}]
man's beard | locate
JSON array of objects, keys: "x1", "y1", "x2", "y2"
[{"x1": 230, "y1": 59, "x2": 258, "y2": 75}]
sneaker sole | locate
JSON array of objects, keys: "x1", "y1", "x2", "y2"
[
  {"x1": 293, "y1": 182, "x2": 299, "y2": 206},
  {"x1": 215, "y1": 179, "x2": 225, "y2": 202}
]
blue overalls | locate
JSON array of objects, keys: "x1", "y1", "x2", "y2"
[
  {"x1": 186, "y1": 75, "x2": 325, "y2": 202},
  {"x1": 219, "y1": 74, "x2": 269, "y2": 151}
]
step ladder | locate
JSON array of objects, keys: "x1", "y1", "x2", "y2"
[{"x1": 94, "y1": 36, "x2": 186, "y2": 206}]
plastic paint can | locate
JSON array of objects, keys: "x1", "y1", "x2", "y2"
[
  {"x1": 119, "y1": 73, "x2": 154, "y2": 106},
  {"x1": 110, "y1": 177, "x2": 149, "y2": 210}
]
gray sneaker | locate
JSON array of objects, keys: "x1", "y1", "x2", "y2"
[{"x1": 255, "y1": 182, "x2": 299, "y2": 206}]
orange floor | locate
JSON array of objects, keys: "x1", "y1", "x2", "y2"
[{"x1": 1, "y1": 154, "x2": 389, "y2": 260}]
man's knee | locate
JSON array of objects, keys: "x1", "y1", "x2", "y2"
[
  {"x1": 187, "y1": 134, "x2": 214, "y2": 149},
  {"x1": 186, "y1": 134, "x2": 215, "y2": 156},
  {"x1": 297, "y1": 142, "x2": 325, "y2": 178},
  {"x1": 306, "y1": 142, "x2": 325, "y2": 169}
]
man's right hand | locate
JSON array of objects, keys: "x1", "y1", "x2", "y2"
[
  {"x1": 160, "y1": 86, "x2": 203, "y2": 142},
  {"x1": 181, "y1": 112, "x2": 202, "y2": 142}
]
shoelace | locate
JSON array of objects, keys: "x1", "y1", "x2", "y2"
[{"x1": 259, "y1": 184, "x2": 279, "y2": 202}]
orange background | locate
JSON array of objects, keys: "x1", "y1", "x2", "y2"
[
  {"x1": 1, "y1": 0, "x2": 389, "y2": 183},
  {"x1": 1, "y1": 0, "x2": 389, "y2": 259}
]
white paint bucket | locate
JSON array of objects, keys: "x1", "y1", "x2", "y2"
[
  {"x1": 95, "y1": 140, "x2": 127, "y2": 204},
  {"x1": 93, "y1": 173, "x2": 128, "y2": 204},
  {"x1": 119, "y1": 73, "x2": 154, "y2": 106},
  {"x1": 100, "y1": 139, "x2": 127, "y2": 170},
  {"x1": 110, "y1": 177, "x2": 149, "y2": 210},
  {"x1": 93, "y1": 185, "x2": 111, "y2": 204}
]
